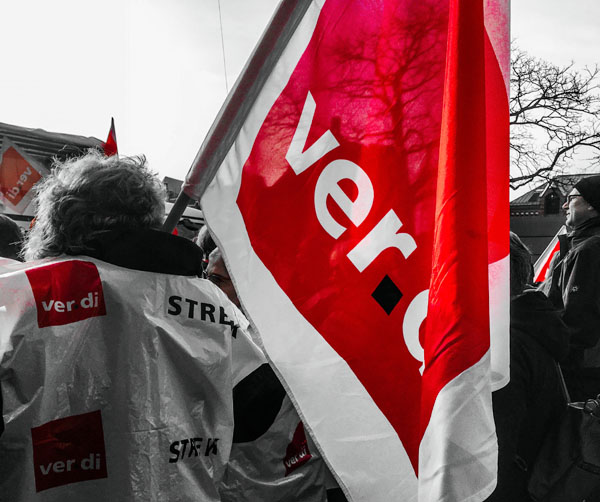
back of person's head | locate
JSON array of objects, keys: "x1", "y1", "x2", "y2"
[
  {"x1": 0, "y1": 214, "x2": 23, "y2": 261},
  {"x1": 510, "y1": 231, "x2": 533, "y2": 297},
  {"x1": 206, "y1": 247, "x2": 240, "y2": 308},
  {"x1": 23, "y1": 150, "x2": 165, "y2": 261}
]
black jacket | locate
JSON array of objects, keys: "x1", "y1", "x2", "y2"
[
  {"x1": 540, "y1": 217, "x2": 600, "y2": 397},
  {"x1": 487, "y1": 290, "x2": 569, "y2": 502}
]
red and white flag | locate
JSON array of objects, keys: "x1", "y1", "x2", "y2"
[
  {"x1": 533, "y1": 225, "x2": 566, "y2": 283},
  {"x1": 0, "y1": 138, "x2": 49, "y2": 214},
  {"x1": 183, "y1": 0, "x2": 509, "y2": 500},
  {"x1": 102, "y1": 118, "x2": 118, "y2": 157}
]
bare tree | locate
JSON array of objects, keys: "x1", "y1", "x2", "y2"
[{"x1": 510, "y1": 48, "x2": 600, "y2": 189}]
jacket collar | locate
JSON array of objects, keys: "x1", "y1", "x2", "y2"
[
  {"x1": 74, "y1": 228, "x2": 204, "y2": 277},
  {"x1": 567, "y1": 216, "x2": 600, "y2": 248}
]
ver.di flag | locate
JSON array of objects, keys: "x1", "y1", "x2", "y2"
[
  {"x1": 0, "y1": 137, "x2": 49, "y2": 214},
  {"x1": 183, "y1": 0, "x2": 510, "y2": 500}
]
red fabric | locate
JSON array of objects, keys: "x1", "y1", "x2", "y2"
[
  {"x1": 535, "y1": 240, "x2": 560, "y2": 283},
  {"x1": 422, "y1": 0, "x2": 490, "y2": 433},
  {"x1": 102, "y1": 118, "x2": 118, "y2": 157}
]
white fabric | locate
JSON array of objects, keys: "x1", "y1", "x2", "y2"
[
  {"x1": 220, "y1": 395, "x2": 334, "y2": 502},
  {"x1": 418, "y1": 353, "x2": 497, "y2": 502},
  {"x1": 489, "y1": 256, "x2": 510, "y2": 391}
]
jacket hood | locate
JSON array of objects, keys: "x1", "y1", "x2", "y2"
[{"x1": 511, "y1": 290, "x2": 569, "y2": 361}]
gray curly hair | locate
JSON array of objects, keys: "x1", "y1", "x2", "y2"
[{"x1": 23, "y1": 150, "x2": 165, "y2": 260}]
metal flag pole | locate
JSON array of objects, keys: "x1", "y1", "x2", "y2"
[{"x1": 162, "y1": 0, "x2": 312, "y2": 233}]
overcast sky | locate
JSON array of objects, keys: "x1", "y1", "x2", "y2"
[{"x1": 1, "y1": 0, "x2": 598, "y2": 187}]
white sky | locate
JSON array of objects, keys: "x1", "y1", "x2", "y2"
[
  {"x1": 1, "y1": 0, "x2": 598, "y2": 187},
  {"x1": 1, "y1": 0, "x2": 279, "y2": 182}
]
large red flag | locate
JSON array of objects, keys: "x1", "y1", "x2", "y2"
[
  {"x1": 102, "y1": 117, "x2": 118, "y2": 157},
  {"x1": 185, "y1": 0, "x2": 509, "y2": 500}
]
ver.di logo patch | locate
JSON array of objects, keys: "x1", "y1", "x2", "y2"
[
  {"x1": 31, "y1": 410, "x2": 108, "y2": 492},
  {"x1": 283, "y1": 422, "x2": 312, "y2": 476},
  {"x1": 26, "y1": 260, "x2": 107, "y2": 328}
]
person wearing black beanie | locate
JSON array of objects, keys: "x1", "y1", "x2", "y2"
[
  {"x1": 539, "y1": 175, "x2": 600, "y2": 400},
  {"x1": 574, "y1": 175, "x2": 600, "y2": 214}
]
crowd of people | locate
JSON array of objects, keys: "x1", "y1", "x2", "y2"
[
  {"x1": 1, "y1": 149, "x2": 599, "y2": 500},
  {"x1": 490, "y1": 176, "x2": 600, "y2": 501}
]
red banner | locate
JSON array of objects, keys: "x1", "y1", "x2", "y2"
[{"x1": 0, "y1": 138, "x2": 48, "y2": 214}]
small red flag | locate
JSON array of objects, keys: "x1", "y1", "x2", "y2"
[
  {"x1": 534, "y1": 226, "x2": 566, "y2": 283},
  {"x1": 102, "y1": 118, "x2": 118, "y2": 157}
]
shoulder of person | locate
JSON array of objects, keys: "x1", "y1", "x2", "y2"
[{"x1": 573, "y1": 234, "x2": 600, "y2": 258}]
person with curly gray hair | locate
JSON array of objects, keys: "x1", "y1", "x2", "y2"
[
  {"x1": 0, "y1": 150, "x2": 244, "y2": 501},
  {"x1": 24, "y1": 151, "x2": 162, "y2": 258},
  {"x1": 23, "y1": 150, "x2": 206, "y2": 274}
]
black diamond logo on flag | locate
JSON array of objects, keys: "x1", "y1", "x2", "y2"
[{"x1": 372, "y1": 275, "x2": 403, "y2": 315}]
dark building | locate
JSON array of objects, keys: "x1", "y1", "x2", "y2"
[{"x1": 510, "y1": 174, "x2": 596, "y2": 260}]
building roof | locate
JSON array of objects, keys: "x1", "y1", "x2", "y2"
[
  {"x1": 511, "y1": 189, "x2": 541, "y2": 205},
  {"x1": 511, "y1": 173, "x2": 598, "y2": 206},
  {"x1": 0, "y1": 121, "x2": 103, "y2": 169}
]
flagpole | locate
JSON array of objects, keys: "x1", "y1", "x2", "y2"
[
  {"x1": 163, "y1": 191, "x2": 191, "y2": 233},
  {"x1": 163, "y1": 0, "x2": 312, "y2": 233}
]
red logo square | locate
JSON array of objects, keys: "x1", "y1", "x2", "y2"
[
  {"x1": 283, "y1": 422, "x2": 312, "y2": 476},
  {"x1": 31, "y1": 410, "x2": 108, "y2": 492},
  {"x1": 26, "y1": 260, "x2": 106, "y2": 328}
]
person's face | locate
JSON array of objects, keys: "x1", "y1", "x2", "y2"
[
  {"x1": 563, "y1": 189, "x2": 596, "y2": 228},
  {"x1": 206, "y1": 251, "x2": 240, "y2": 308}
]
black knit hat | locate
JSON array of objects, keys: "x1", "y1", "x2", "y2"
[{"x1": 574, "y1": 175, "x2": 600, "y2": 212}]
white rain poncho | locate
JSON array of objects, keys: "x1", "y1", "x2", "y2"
[
  {"x1": 221, "y1": 393, "x2": 337, "y2": 502},
  {"x1": 0, "y1": 256, "x2": 245, "y2": 501},
  {"x1": 222, "y1": 321, "x2": 338, "y2": 502}
]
